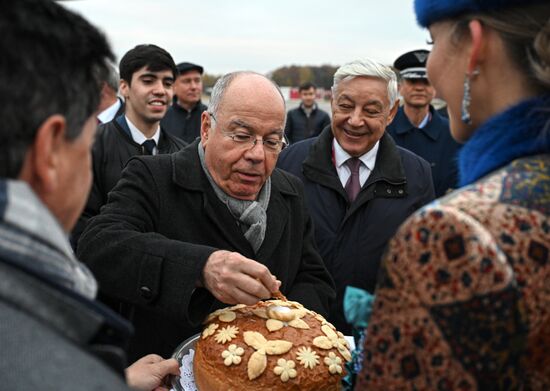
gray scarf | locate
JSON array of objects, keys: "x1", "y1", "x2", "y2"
[
  {"x1": 0, "y1": 181, "x2": 97, "y2": 299},
  {"x1": 198, "y1": 143, "x2": 270, "y2": 253}
]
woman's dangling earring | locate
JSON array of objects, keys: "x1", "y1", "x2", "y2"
[{"x1": 461, "y1": 68, "x2": 480, "y2": 124}]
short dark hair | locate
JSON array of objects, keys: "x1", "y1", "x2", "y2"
[
  {"x1": 299, "y1": 82, "x2": 317, "y2": 92},
  {"x1": 0, "y1": 0, "x2": 114, "y2": 178},
  {"x1": 119, "y1": 44, "x2": 177, "y2": 85}
]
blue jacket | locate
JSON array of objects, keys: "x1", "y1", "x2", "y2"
[
  {"x1": 387, "y1": 105, "x2": 462, "y2": 197},
  {"x1": 277, "y1": 127, "x2": 435, "y2": 333}
]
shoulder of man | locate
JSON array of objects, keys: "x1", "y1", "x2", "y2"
[
  {"x1": 271, "y1": 167, "x2": 304, "y2": 197},
  {"x1": 277, "y1": 137, "x2": 316, "y2": 173},
  {"x1": 396, "y1": 144, "x2": 431, "y2": 168},
  {"x1": 160, "y1": 128, "x2": 187, "y2": 150}
]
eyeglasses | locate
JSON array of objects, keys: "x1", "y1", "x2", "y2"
[{"x1": 209, "y1": 112, "x2": 288, "y2": 154}]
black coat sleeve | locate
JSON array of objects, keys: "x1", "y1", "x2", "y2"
[{"x1": 77, "y1": 157, "x2": 218, "y2": 325}]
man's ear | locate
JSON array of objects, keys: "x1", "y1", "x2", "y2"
[
  {"x1": 200, "y1": 111, "x2": 212, "y2": 146},
  {"x1": 119, "y1": 79, "x2": 130, "y2": 99},
  {"x1": 386, "y1": 100, "x2": 400, "y2": 125},
  {"x1": 19, "y1": 114, "x2": 67, "y2": 196}
]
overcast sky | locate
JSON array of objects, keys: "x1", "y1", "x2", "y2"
[{"x1": 62, "y1": 0, "x2": 430, "y2": 75}]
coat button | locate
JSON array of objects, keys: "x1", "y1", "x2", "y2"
[
  {"x1": 386, "y1": 188, "x2": 392, "y2": 194},
  {"x1": 140, "y1": 286, "x2": 152, "y2": 299},
  {"x1": 398, "y1": 189, "x2": 404, "y2": 194}
]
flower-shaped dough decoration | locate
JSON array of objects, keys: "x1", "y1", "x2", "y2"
[
  {"x1": 324, "y1": 352, "x2": 343, "y2": 374},
  {"x1": 296, "y1": 346, "x2": 320, "y2": 369},
  {"x1": 214, "y1": 325, "x2": 239, "y2": 344},
  {"x1": 273, "y1": 358, "x2": 297, "y2": 382},
  {"x1": 202, "y1": 323, "x2": 218, "y2": 339},
  {"x1": 221, "y1": 344, "x2": 244, "y2": 366},
  {"x1": 253, "y1": 304, "x2": 310, "y2": 332},
  {"x1": 243, "y1": 331, "x2": 293, "y2": 380},
  {"x1": 313, "y1": 324, "x2": 351, "y2": 362}
]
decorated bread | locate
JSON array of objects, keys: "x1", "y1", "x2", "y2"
[{"x1": 193, "y1": 296, "x2": 351, "y2": 390}]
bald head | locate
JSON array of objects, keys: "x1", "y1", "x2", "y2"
[
  {"x1": 200, "y1": 72, "x2": 286, "y2": 200},
  {"x1": 208, "y1": 71, "x2": 286, "y2": 120}
]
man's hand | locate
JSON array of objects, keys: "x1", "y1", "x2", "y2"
[
  {"x1": 126, "y1": 354, "x2": 180, "y2": 391},
  {"x1": 203, "y1": 250, "x2": 281, "y2": 305}
]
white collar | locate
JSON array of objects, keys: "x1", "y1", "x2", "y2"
[
  {"x1": 417, "y1": 110, "x2": 431, "y2": 129},
  {"x1": 333, "y1": 137, "x2": 379, "y2": 171},
  {"x1": 125, "y1": 116, "x2": 160, "y2": 145},
  {"x1": 97, "y1": 98, "x2": 121, "y2": 124}
]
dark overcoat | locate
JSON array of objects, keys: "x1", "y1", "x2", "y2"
[
  {"x1": 71, "y1": 115, "x2": 186, "y2": 249},
  {"x1": 285, "y1": 104, "x2": 331, "y2": 144},
  {"x1": 77, "y1": 141, "x2": 335, "y2": 361},
  {"x1": 387, "y1": 105, "x2": 462, "y2": 197},
  {"x1": 277, "y1": 128, "x2": 435, "y2": 333}
]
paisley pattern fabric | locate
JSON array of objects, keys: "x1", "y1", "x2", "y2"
[{"x1": 356, "y1": 155, "x2": 550, "y2": 390}]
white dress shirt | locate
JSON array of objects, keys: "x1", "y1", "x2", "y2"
[
  {"x1": 125, "y1": 116, "x2": 160, "y2": 155},
  {"x1": 96, "y1": 98, "x2": 122, "y2": 124},
  {"x1": 333, "y1": 138, "x2": 379, "y2": 188}
]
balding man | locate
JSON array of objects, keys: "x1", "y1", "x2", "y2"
[{"x1": 78, "y1": 71, "x2": 335, "y2": 360}]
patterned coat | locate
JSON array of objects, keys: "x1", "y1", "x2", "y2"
[{"x1": 357, "y1": 155, "x2": 550, "y2": 390}]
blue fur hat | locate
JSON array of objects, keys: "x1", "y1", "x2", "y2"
[{"x1": 414, "y1": 0, "x2": 545, "y2": 27}]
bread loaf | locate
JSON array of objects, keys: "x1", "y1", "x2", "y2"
[{"x1": 193, "y1": 298, "x2": 351, "y2": 390}]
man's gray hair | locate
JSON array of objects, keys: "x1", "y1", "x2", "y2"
[
  {"x1": 105, "y1": 61, "x2": 119, "y2": 93},
  {"x1": 332, "y1": 59, "x2": 398, "y2": 107},
  {"x1": 208, "y1": 71, "x2": 286, "y2": 120}
]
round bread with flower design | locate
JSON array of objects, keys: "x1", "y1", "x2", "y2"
[{"x1": 193, "y1": 295, "x2": 351, "y2": 390}]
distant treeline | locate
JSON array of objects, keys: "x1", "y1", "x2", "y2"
[{"x1": 202, "y1": 64, "x2": 339, "y2": 89}]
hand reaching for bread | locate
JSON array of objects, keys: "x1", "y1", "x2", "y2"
[{"x1": 203, "y1": 250, "x2": 281, "y2": 305}]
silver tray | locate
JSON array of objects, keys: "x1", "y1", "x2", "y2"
[{"x1": 171, "y1": 334, "x2": 200, "y2": 391}]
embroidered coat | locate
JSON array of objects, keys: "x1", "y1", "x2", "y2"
[{"x1": 356, "y1": 95, "x2": 550, "y2": 390}]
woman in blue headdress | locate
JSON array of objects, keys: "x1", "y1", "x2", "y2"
[{"x1": 354, "y1": 0, "x2": 550, "y2": 389}]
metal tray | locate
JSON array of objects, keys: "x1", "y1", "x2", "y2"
[{"x1": 171, "y1": 334, "x2": 200, "y2": 391}]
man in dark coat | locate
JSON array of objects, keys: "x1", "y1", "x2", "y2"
[
  {"x1": 387, "y1": 49, "x2": 462, "y2": 197},
  {"x1": 277, "y1": 59, "x2": 435, "y2": 334},
  {"x1": 285, "y1": 82, "x2": 331, "y2": 144},
  {"x1": 71, "y1": 45, "x2": 186, "y2": 249},
  {"x1": 78, "y1": 71, "x2": 335, "y2": 361},
  {"x1": 161, "y1": 62, "x2": 208, "y2": 143},
  {"x1": 0, "y1": 1, "x2": 179, "y2": 389}
]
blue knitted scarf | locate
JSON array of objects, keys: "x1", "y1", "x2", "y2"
[{"x1": 459, "y1": 94, "x2": 550, "y2": 186}]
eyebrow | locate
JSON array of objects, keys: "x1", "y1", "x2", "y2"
[
  {"x1": 337, "y1": 94, "x2": 384, "y2": 108},
  {"x1": 139, "y1": 73, "x2": 174, "y2": 82},
  {"x1": 364, "y1": 100, "x2": 384, "y2": 110},
  {"x1": 228, "y1": 118, "x2": 284, "y2": 135}
]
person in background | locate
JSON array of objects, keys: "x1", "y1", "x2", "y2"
[
  {"x1": 161, "y1": 62, "x2": 208, "y2": 143},
  {"x1": 71, "y1": 44, "x2": 185, "y2": 250},
  {"x1": 277, "y1": 59, "x2": 435, "y2": 334},
  {"x1": 356, "y1": 0, "x2": 550, "y2": 389},
  {"x1": 285, "y1": 81, "x2": 331, "y2": 144},
  {"x1": 97, "y1": 62, "x2": 125, "y2": 124},
  {"x1": 77, "y1": 71, "x2": 335, "y2": 362},
  {"x1": 387, "y1": 49, "x2": 462, "y2": 197},
  {"x1": 0, "y1": 0, "x2": 179, "y2": 389}
]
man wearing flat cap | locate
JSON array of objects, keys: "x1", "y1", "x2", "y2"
[
  {"x1": 161, "y1": 62, "x2": 208, "y2": 143},
  {"x1": 387, "y1": 49, "x2": 462, "y2": 197}
]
